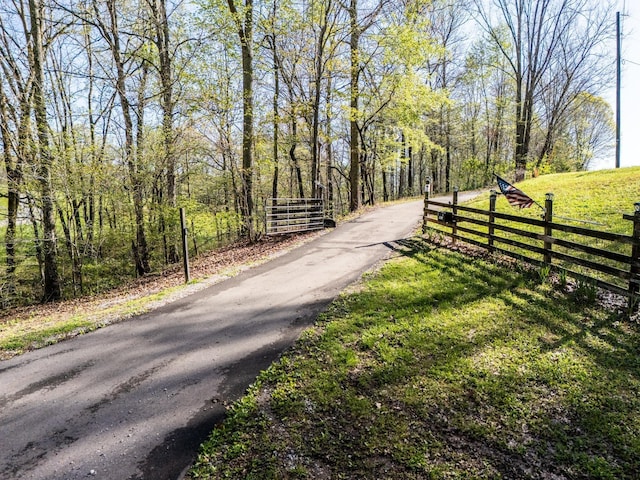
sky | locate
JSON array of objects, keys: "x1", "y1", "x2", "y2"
[{"x1": 597, "y1": 0, "x2": 640, "y2": 169}]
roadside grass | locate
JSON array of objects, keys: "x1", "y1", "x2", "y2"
[
  {"x1": 188, "y1": 238, "x2": 640, "y2": 479},
  {"x1": 0, "y1": 282, "x2": 192, "y2": 358}
]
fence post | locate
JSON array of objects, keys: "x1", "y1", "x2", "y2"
[
  {"x1": 629, "y1": 202, "x2": 640, "y2": 313},
  {"x1": 452, "y1": 186, "x2": 459, "y2": 244},
  {"x1": 544, "y1": 193, "x2": 554, "y2": 265},
  {"x1": 180, "y1": 207, "x2": 190, "y2": 283},
  {"x1": 422, "y1": 180, "x2": 430, "y2": 234},
  {"x1": 489, "y1": 190, "x2": 497, "y2": 253}
]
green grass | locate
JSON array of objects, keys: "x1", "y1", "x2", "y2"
[
  {"x1": 0, "y1": 281, "x2": 201, "y2": 358},
  {"x1": 429, "y1": 167, "x2": 640, "y2": 293},
  {"x1": 466, "y1": 167, "x2": 640, "y2": 231},
  {"x1": 1, "y1": 317, "x2": 95, "y2": 352},
  {"x1": 188, "y1": 239, "x2": 640, "y2": 479}
]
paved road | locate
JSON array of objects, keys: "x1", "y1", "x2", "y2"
[{"x1": 0, "y1": 197, "x2": 458, "y2": 480}]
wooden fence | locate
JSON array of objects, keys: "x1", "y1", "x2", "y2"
[
  {"x1": 265, "y1": 198, "x2": 325, "y2": 235},
  {"x1": 422, "y1": 189, "x2": 640, "y2": 311}
]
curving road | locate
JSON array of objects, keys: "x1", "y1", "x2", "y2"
[{"x1": 0, "y1": 196, "x2": 464, "y2": 480}]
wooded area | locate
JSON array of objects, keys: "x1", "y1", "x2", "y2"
[{"x1": 0, "y1": 0, "x2": 615, "y2": 305}]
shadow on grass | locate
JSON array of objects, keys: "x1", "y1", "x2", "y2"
[
  {"x1": 189, "y1": 235, "x2": 640, "y2": 480},
  {"x1": 432, "y1": 240, "x2": 635, "y2": 473},
  {"x1": 334, "y1": 236, "x2": 640, "y2": 478}
]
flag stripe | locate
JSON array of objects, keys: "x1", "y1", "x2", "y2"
[{"x1": 495, "y1": 175, "x2": 535, "y2": 209}]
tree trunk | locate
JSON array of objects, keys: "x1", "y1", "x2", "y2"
[
  {"x1": 289, "y1": 142, "x2": 305, "y2": 199},
  {"x1": 348, "y1": 0, "x2": 361, "y2": 212},
  {"x1": 382, "y1": 169, "x2": 389, "y2": 202},
  {"x1": 399, "y1": 132, "x2": 407, "y2": 197},
  {"x1": 152, "y1": 0, "x2": 178, "y2": 263},
  {"x1": 27, "y1": 194, "x2": 45, "y2": 285},
  {"x1": 407, "y1": 145, "x2": 413, "y2": 196},
  {"x1": 270, "y1": 31, "x2": 280, "y2": 200},
  {"x1": 106, "y1": 0, "x2": 151, "y2": 275},
  {"x1": 514, "y1": 89, "x2": 533, "y2": 181},
  {"x1": 0, "y1": 82, "x2": 20, "y2": 302},
  {"x1": 311, "y1": 6, "x2": 330, "y2": 199},
  {"x1": 29, "y1": 0, "x2": 61, "y2": 301},
  {"x1": 325, "y1": 75, "x2": 334, "y2": 217},
  {"x1": 227, "y1": 0, "x2": 255, "y2": 239}
]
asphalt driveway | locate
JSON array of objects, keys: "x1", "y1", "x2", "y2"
[{"x1": 0, "y1": 197, "x2": 458, "y2": 479}]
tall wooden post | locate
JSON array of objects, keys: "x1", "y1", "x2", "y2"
[
  {"x1": 544, "y1": 193, "x2": 554, "y2": 265},
  {"x1": 452, "y1": 186, "x2": 458, "y2": 244},
  {"x1": 489, "y1": 191, "x2": 497, "y2": 253},
  {"x1": 628, "y1": 202, "x2": 640, "y2": 313},
  {"x1": 616, "y1": 11, "x2": 621, "y2": 169},
  {"x1": 422, "y1": 180, "x2": 430, "y2": 234},
  {"x1": 180, "y1": 207, "x2": 190, "y2": 283}
]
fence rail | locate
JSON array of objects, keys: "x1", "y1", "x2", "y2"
[
  {"x1": 422, "y1": 189, "x2": 640, "y2": 310},
  {"x1": 265, "y1": 198, "x2": 325, "y2": 235}
]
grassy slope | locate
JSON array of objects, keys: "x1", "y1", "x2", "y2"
[
  {"x1": 466, "y1": 167, "x2": 640, "y2": 233},
  {"x1": 188, "y1": 169, "x2": 640, "y2": 479}
]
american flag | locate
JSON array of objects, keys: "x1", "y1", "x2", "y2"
[{"x1": 496, "y1": 175, "x2": 535, "y2": 209}]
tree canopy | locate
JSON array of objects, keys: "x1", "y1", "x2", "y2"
[{"x1": 0, "y1": 0, "x2": 616, "y2": 304}]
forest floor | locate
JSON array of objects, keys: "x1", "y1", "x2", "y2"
[{"x1": 0, "y1": 230, "x2": 325, "y2": 360}]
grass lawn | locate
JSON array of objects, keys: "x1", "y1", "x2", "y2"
[
  {"x1": 427, "y1": 167, "x2": 640, "y2": 296},
  {"x1": 464, "y1": 167, "x2": 640, "y2": 233},
  {"x1": 188, "y1": 238, "x2": 640, "y2": 479}
]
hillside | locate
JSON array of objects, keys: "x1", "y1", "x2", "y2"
[{"x1": 467, "y1": 167, "x2": 640, "y2": 232}]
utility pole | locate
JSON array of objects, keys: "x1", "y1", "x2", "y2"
[{"x1": 616, "y1": 10, "x2": 621, "y2": 169}]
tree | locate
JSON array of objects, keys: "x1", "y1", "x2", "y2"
[
  {"x1": 308, "y1": 0, "x2": 340, "y2": 199},
  {"x1": 226, "y1": 0, "x2": 255, "y2": 238},
  {"x1": 0, "y1": 8, "x2": 32, "y2": 302},
  {"x1": 458, "y1": 36, "x2": 513, "y2": 187},
  {"x1": 546, "y1": 92, "x2": 614, "y2": 170},
  {"x1": 534, "y1": 10, "x2": 612, "y2": 169},
  {"x1": 147, "y1": 0, "x2": 179, "y2": 263},
  {"x1": 264, "y1": 0, "x2": 281, "y2": 199},
  {"x1": 91, "y1": 0, "x2": 152, "y2": 275},
  {"x1": 30, "y1": 0, "x2": 62, "y2": 301},
  {"x1": 474, "y1": 0, "x2": 613, "y2": 181},
  {"x1": 424, "y1": 0, "x2": 469, "y2": 192},
  {"x1": 348, "y1": 0, "x2": 361, "y2": 211},
  {"x1": 347, "y1": 0, "x2": 388, "y2": 212}
]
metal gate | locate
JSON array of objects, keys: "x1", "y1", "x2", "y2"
[{"x1": 265, "y1": 198, "x2": 324, "y2": 235}]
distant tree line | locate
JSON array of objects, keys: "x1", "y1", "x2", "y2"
[{"x1": 0, "y1": 0, "x2": 615, "y2": 304}]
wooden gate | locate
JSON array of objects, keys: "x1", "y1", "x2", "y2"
[{"x1": 266, "y1": 198, "x2": 324, "y2": 235}]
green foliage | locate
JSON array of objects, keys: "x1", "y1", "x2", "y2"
[
  {"x1": 188, "y1": 242, "x2": 640, "y2": 479},
  {"x1": 558, "y1": 268, "x2": 568, "y2": 290},
  {"x1": 2, "y1": 317, "x2": 94, "y2": 352},
  {"x1": 573, "y1": 277, "x2": 598, "y2": 306},
  {"x1": 0, "y1": 0, "x2": 620, "y2": 307},
  {"x1": 537, "y1": 264, "x2": 551, "y2": 284}
]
